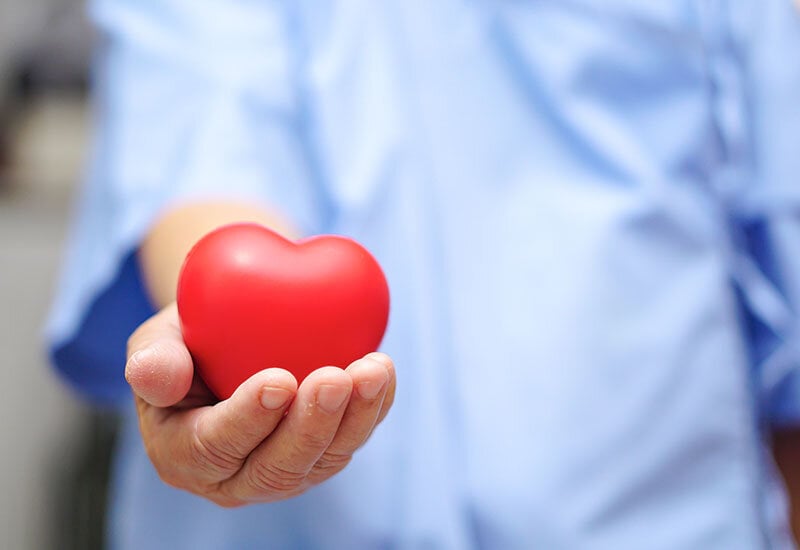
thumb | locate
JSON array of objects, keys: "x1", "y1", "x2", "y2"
[{"x1": 126, "y1": 303, "x2": 194, "y2": 407}]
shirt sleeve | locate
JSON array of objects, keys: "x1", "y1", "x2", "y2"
[
  {"x1": 47, "y1": 0, "x2": 328, "y2": 405},
  {"x1": 730, "y1": 0, "x2": 800, "y2": 426}
]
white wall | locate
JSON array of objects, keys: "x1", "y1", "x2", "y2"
[
  {"x1": 0, "y1": 95, "x2": 91, "y2": 550},
  {"x1": 0, "y1": 4, "x2": 111, "y2": 547},
  {"x1": 0, "y1": 0, "x2": 53, "y2": 100}
]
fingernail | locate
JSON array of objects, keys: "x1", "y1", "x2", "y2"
[
  {"x1": 356, "y1": 364, "x2": 389, "y2": 399},
  {"x1": 316, "y1": 384, "x2": 349, "y2": 413},
  {"x1": 260, "y1": 387, "x2": 292, "y2": 410},
  {"x1": 356, "y1": 380, "x2": 384, "y2": 400}
]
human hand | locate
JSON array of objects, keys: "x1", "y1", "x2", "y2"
[{"x1": 124, "y1": 303, "x2": 396, "y2": 507}]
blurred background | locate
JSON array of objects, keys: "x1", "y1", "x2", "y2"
[{"x1": 1, "y1": 1, "x2": 115, "y2": 548}]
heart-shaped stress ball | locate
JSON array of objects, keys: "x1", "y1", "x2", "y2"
[{"x1": 177, "y1": 223, "x2": 390, "y2": 400}]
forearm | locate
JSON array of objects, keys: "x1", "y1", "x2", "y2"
[
  {"x1": 773, "y1": 428, "x2": 800, "y2": 542},
  {"x1": 138, "y1": 200, "x2": 297, "y2": 308}
]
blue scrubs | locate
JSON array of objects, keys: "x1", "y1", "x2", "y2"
[{"x1": 48, "y1": 1, "x2": 800, "y2": 548}]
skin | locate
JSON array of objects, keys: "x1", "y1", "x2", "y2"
[
  {"x1": 125, "y1": 200, "x2": 396, "y2": 507},
  {"x1": 773, "y1": 430, "x2": 800, "y2": 541}
]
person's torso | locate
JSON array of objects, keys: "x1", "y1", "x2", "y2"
[{"x1": 112, "y1": 2, "x2": 794, "y2": 548}]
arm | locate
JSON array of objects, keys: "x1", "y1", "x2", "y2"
[
  {"x1": 138, "y1": 201, "x2": 296, "y2": 308},
  {"x1": 126, "y1": 201, "x2": 396, "y2": 506},
  {"x1": 773, "y1": 430, "x2": 800, "y2": 541},
  {"x1": 78, "y1": 0, "x2": 395, "y2": 505}
]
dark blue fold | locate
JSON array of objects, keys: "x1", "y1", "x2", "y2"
[{"x1": 50, "y1": 252, "x2": 155, "y2": 407}]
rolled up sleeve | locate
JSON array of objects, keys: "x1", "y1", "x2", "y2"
[{"x1": 732, "y1": 0, "x2": 800, "y2": 426}]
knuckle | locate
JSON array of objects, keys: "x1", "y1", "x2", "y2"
[
  {"x1": 296, "y1": 429, "x2": 331, "y2": 452},
  {"x1": 191, "y1": 431, "x2": 242, "y2": 475},
  {"x1": 312, "y1": 451, "x2": 352, "y2": 478},
  {"x1": 247, "y1": 460, "x2": 307, "y2": 495}
]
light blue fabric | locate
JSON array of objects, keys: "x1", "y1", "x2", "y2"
[{"x1": 48, "y1": 0, "x2": 800, "y2": 548}]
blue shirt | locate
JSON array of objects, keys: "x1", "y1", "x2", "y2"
[{"x1": 48, "y1": 0, "x2": 800, "y2": 548}]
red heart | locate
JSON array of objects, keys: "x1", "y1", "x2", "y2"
[{"x1": 176, "y1": 223, "x2": 390, "y2": 400}]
